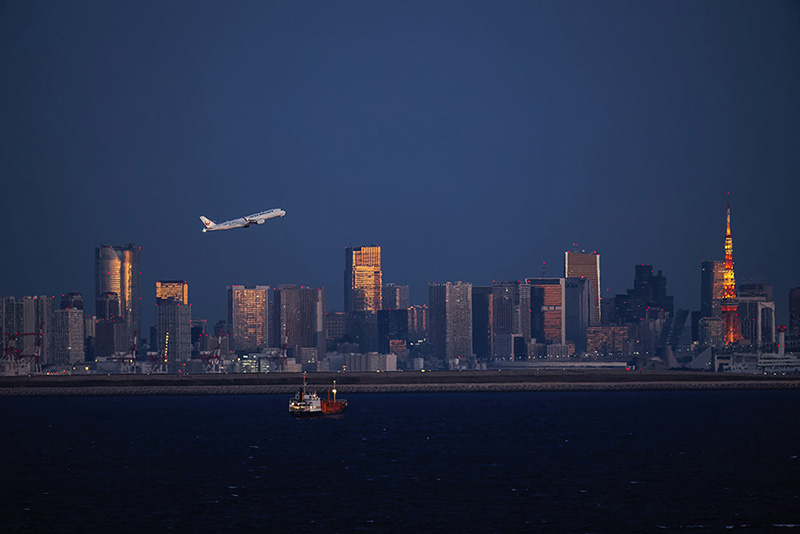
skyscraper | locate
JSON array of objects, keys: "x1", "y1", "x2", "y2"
[
  {"x1": 428, "y1": 282, "x2": 472, "y2": 360},
  {"x1": 492, "y1": 281, "x2": 531, "y2": 359},
  {"x1": 527, "y1": 278, "x2": 566, "y2": 346},
  {"x1": 377, "y1": 309, "x2": 409, "y2": 354},
  {"x1": 52, "y1": 307, "x2": 85, "y2": 366},
  {"x1": 344, "y1": 246, "x2": 382, "y2": 312},
  {"x1": 720, "y1": 205, "x2": 741, "y2": 344},
  {"x1": 407, "y1": 304, "x2": 429, "y2": 342},
  {"x1": 95, "y1": 243, "x2": 141, "y2": 342},
  {"x1": 157, "y1": 298, "x2": 191, "y2": 366},
  {"x1": 471, "y1": 287, "x2": 493, "y2": 360},
  {"x1": 227, "y1": 285, "x2": 270, "y2": 352},
  {"x1": 275, "y1": 285, "x2": 324, "y2": 359},
  {"x1": 613, "y1": 265, "x2": 674, "y2": 323},
  {"x1": 564, "y1": 277, "x2": 591, "y2": 353},
  {"x1": 565, "y1": 250, "x2": 601, "y2": 325},
  {"x1": 156, "y1": 280, "x2": 189, "y2": 304},
  {"x1": 789, "y1": 288, "x2": 800, "y2": 340},
  {"x1": 382, "y1": 283, "x2": 409, "y2": 310},
  {"x1": 700, "y1": 260, "x2": 725, "y2": 318},
  {"x1": 60, "y1": 292, "x2": 84, "y2": 311}
]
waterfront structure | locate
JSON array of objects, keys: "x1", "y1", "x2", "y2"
[
  {"x1": 156, "y1": 280, "x2": 189, "y2": 304},
  {"x1": 52, "y1": 307, "x2": 85, "y2": 366},
  {"x1": 157, "y1": 298, "x2": 191, "y2": 366},
  {"x1": 790, "y1": 287, "x2": 800, "y2": 340},
  {"x1": 527, "y1": 278, "x2": 566, "y2": 346},
  {"x1": 428, "y1": 282, "x2": 473, "y2": 360},
  {"x1": 565, "y1": 250, "x2": 601, "y2": 325},
  {"x1": 492, "y1": 281, "x2": 531, "y2": 359},
  {"x1": 720, "y1": 206, "x2": 741, "y2": 345},
  {"x1": 344, "y1": 246, "x2": 382, "y2": 313},
  {"x1": 95, "y1": 243, "x2": 141, "y2": 343},
  {"x1": 227, "y1": 285, "x2": 270, "y2": 352},
  {"x1": 700, "y1": 260, "x2": 725, "y2": 318},
  {"x1": 471, "y1": 287, "x2": 493, "y2": 360},
  {"x1": 382, "y1": 283, "x2": 409, "y2": 310}
]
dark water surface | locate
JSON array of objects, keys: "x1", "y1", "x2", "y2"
[{"x1": 2, "y1": 391, "x2": 799, "y2": 532}]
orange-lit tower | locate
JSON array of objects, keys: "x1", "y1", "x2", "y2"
[{"x1": 721, "y1": 204, "x2": 740, "y2": 344}]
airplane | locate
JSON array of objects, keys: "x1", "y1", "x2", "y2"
[{"x1": 199, "y1": 208, "x2": 286, "y2": 232}]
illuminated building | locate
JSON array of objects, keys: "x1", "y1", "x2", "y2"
[
  {"x1": 586, "y1": 325, "x2": 630, "y2": 355},
  {"x1": 344, "y1": 246, "x2": 382, "y2": 312},
  {"x1": 428, "y1": 282, "x2": 472, "y2": 360},
  {"x1": 527, "y1": 278, "x2": 566, "y2": 346},
  {"x1": 382, "y1": 283, "x2": 409, "y2": 310},
  {"x1": 471, "y1": 287, "x2": 493, "y2": 360},
  {"x1": 700, "y1": 260, "x2": 725, "y2": 318},
  {"x1": 565, "y1": 250, "x2": 601, "y2": 325},
  {"x1": 156, "y1": 280, "x2": 188, "y2": 304},
  {"x1": 95, "y1": 243, "x2": 141, "y2": 343},
  {"x1": 720, "y1": 205, "x2": 741, "y2": 344},
  {"x1": 492, "y1": 281, "x2": 531, "y2": 359},
  {"x1": 227, "y1": 285, "x2": 270, "y2": 352}
]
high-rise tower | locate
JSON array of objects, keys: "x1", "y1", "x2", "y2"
[
  {"x1": 227, "y1": 285, "x2": 270, "y2": 352},
  {"x1": 721, "y1": 205, "x2": 740, "y2": 345},
  {"x1": 565, "y1": 251, "x2": 600, "y2": 325},
  {"x1": 95, "y1": 243, "x2": 141, "y2": 343},
  {"x1": 428, "y1": 282, "x2": 472, "y2": 360},
  {"x1": 344, "y1": 246, "x2": 382, "y2": 312}
]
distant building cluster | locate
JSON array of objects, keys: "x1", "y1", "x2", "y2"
[{"x1": 2, "y1": 205, "x2": 799, "y2": 376}]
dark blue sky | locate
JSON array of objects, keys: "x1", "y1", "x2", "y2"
[{"x1": 2, "y1": 0, "x2": 799, "y2": 328}]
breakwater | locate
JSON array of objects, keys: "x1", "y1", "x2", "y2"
[{"x1": 1, "y1": 370, "x2": 799, "y2": 396}]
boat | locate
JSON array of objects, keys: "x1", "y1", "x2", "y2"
[{"x1": 289, "y1": 375, "x2": 347, "y2": 417}]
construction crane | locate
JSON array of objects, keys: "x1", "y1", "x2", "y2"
[
  {"x1": 1, "y1": 325, "x2": 43, "y2": 376},
  {"x1": 148, "y1": 330, "x2": 169, "y2": 374},
  {"x1": 203, "y1": 336, "x2": 223, "y2": 373}
]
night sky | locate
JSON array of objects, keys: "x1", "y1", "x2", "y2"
[{"x1": 2, "y1": 1, "x2": 799, "y2": 329}]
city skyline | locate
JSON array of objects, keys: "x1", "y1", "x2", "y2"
[{"x1": 1, "y1": 1, "x2": 798, "y2": 330}]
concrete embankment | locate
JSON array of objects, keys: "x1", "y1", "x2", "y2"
[{"x1": 2, "y1": 380, "x2": 799, "y2": 396}]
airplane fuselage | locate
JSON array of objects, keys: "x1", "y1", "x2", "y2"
[{"x1": 201, "y1": 208, "x2": 286, "y2": 232}]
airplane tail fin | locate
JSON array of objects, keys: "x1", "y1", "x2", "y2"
[{"x1": 199, "y1": 216, "x2": 216, "y2": 231}]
